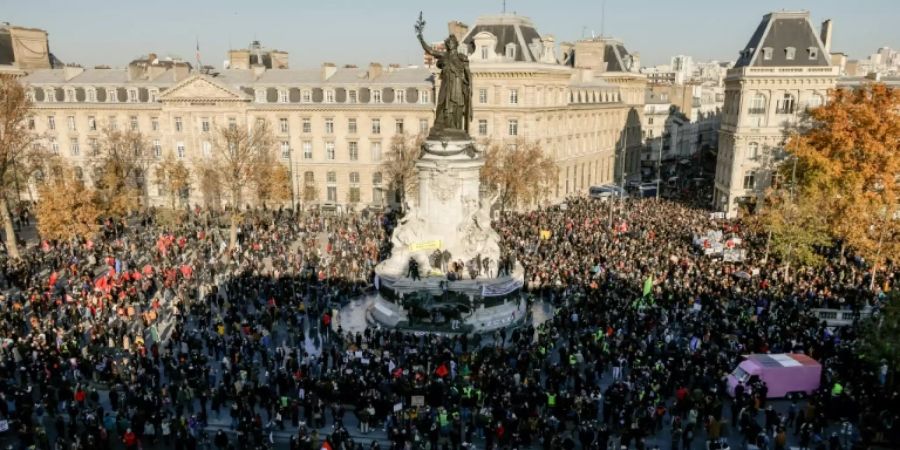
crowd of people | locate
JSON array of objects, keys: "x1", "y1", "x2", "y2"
[{"x1": 0, "y1": 197, "x2": 894, "y2": 450}]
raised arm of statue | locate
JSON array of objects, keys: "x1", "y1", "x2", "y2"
[{"x1": 415, "y1": 12, "x2": 443, "y2": 58}]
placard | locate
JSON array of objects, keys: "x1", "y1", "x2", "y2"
[{"x1": 411, "y1": 395, "x2": 425, "y2": 407}]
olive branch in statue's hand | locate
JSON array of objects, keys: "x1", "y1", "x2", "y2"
[{"x1": 415, "y1": 11, "x2": 426, "y2": 35}]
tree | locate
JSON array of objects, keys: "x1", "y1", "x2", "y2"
[
  {"x1": 382, "y1": 133, "x2": 422, "y2": 209},
  {"x1": 90, "y1": 127, "x2": 152, "y2": 217},
  {"x1": 859, "y1": 290, "x2": 900, "y2": 386},
  {"x1": 785, "y1": 84, "x2": 899, "y2": 285},
  {"x1": 154, "y1": 151, "x2": 191, "y2": 209},
  {"x1": 0, "y1": 78, "x2": 40, "y2": 258},
  {"x1": 254, "y1": 158, "x2": 292, "y2": 207},
  {"x1": 481, "y1": 139, "x2": 558, "y2": 211},
  {"x1": 35, "y1": 161, "x2": 101, "y2": 242},
  {"x1": 209, "y1": 119, "x2": 276, "y2": 248},
  {"x1": 757, "y1": 186, "x2": 832, "y2": 279},
  {"x1": 194, "y1": 159, "x2": 223, "y2": 209}
]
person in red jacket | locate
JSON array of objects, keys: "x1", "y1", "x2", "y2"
[{"x1": 122, "y1": 428, "x2": 138, "y2": 450}]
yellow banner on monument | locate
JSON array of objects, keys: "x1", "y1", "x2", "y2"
[{"x1": 408, "y1": 240, "x2": 442, "y2": 252}]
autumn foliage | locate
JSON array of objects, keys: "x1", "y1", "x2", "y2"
[
  {"x1": 481, "y1": 139, "x2": 558, "y2": 211},
  {"x1": 35, "y1": 163, "x2": 101, "y2": 242}
]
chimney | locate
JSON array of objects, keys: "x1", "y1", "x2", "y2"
[
  {"x1": 540, "y1": 35, "x2": 556, "y2": 64},
  {"x1": 148, "y1": 52, "x2": 158, "y2": 64},
  {"x1": 172, "y1": 62, "x2": 191, "y2": 82},
  {"x1": 630, "y1": 52, "x2": 641, "y2": 72},
  {"x1": 270, "y1": 51, "x2": 289, "y2": 69},
  {"x1": 321, "y1": 62, "x2": 337, "y2": 80},
  {"x1": 367, "y1": 62, "x2": 383, "y2": 80},
  {"x1": 820, "y1": 19, "x2": 833, "y2": 54},
  {"x1": 63, "y1": 65, "x2": 84, "y2": 81},
  {"x1": 448, "y1": 21, "x2": 469, "y2": 42}
]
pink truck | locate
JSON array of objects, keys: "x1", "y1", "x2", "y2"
[{"x1": 726, "y1": 353, "x2": 822, "y2": 398}]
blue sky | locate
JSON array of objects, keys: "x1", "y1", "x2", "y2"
[{"x1": 4, "y1": 0, "x2": 897, "y2": 68}]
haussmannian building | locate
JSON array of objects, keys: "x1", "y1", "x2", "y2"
[
  {"x1": 19, "y1": 13, "x2": 646, "y2": 209},
  {"x1": 714, "y1": 11, "x2": 839, "y2": 217}
]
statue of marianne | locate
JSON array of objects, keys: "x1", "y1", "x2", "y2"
[{"x1": 416, "y1": 12, "x2": 473, "y2": 137}]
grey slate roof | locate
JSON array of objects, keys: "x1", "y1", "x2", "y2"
[
  {"x1": 462, "y1": 15, "x2": 542, "y2": 63},
  {"x1": 734, "y1": 11, "x2": 830, "y2": 68}
]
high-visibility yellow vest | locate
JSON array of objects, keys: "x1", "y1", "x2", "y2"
[{"x1": 547, "y1": 394, "x2": 557, "y2": 407}]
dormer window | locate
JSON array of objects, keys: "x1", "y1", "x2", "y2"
[
  {"x1": 420, "y1": 90, "x2": 430, "y2": 104},
  {"x1": 86, "y1": 88, "x2": 96, "y2": 102},
  {"x1": 279, "y1": 89, "x2": 288, "y2": 103},
  {"x1": 762, "y1": 47, "x2": 773, "y2": 61},
  {"x1": 325, "y1": 89, "x2": 335, "y2": 103},
  {"x1": 372, "y1": 89, "x2": 382, "y2": 104},
  {"x1": 255, "y1": 89, "x2": 266, "y2": 103},
  {"x1": 45, "y1": 88, "x2": 55, "y2": 102},
  {"x1": 149, "y1": 89, "x2": 158, "y2": 102},
  {"x1": 785, "y1": 47, "x2": 796, "y2": 61},
  {"x1": 348, "y1": 90, "x2": 358, "y2": 104},
  {"x1": 395, "y1": 89, "x2": 405, "y2": 104},
  {"x1": 808, "y1": 47, "x2": 818, "y2": 60},
  {"x1": 505, "y1": 43, "x2": 517, "y2": 60},
  {"x1": 107, "y1": 89, "x2": 117, "y2": 103},
  {"x1": 481, "y1": 46, "x2": 489, "y2": 60},
  {"x1": 65, "y1": 88, "x2": 76, "y2": 102},
  {"x1": 301, "y1": 90, "x2": 311, "y2": 103},
  {"x1": 127, "y1": 88, "x2": 138, "y2": 103},
  {"x1": 26, "y1": 90, "x2": 35, "y2": 102}
]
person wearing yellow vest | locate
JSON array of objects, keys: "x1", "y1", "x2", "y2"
[
  {"x1": 547, "y1": 392, "x2": 557, "y2": 408},
  {"x1": 569, "y1": 354, "x2": 578, "y2": 366},
  {"x1": 831, "y1": 382, "x2": 843, "y2": 396}
]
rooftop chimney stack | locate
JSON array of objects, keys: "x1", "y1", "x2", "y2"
[{"x1": 821, "y1": 19, "x2": 833, "y2": 54}]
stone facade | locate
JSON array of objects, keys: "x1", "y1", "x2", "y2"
[
  {"x1": 20, "y1": 13, "x2": 645, "y2": 208},
  {"x1": 714, "y1": 11, "x2": 839, "y2": 217}
]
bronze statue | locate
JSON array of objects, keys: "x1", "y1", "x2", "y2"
[{"x1": 416, "y1": 12, "x2": 472, "y2": 138}]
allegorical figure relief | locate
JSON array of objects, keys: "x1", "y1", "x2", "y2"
[{"x1": 416, "y1": 12, "x2": 472, "y2": 137}]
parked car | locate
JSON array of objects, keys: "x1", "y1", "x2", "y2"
[{"x1": 588, "y1": 185, "x2": 627, "y2": 200}]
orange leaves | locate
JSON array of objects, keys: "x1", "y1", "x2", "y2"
[{"x1": 481, "y1": 139, "x2": 558, "y2": 210}]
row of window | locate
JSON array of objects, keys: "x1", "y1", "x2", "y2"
[
  {"x1": 259, "y1": 87, "x2": 430, "y2": 105},
  {"x1": 746, "y1": 92, "x2": 823, "y2": 116},
  {"x1": 759, "y1": 46, "x2": 819, "y2": 61},
  {"x1": 28, "y1": 87, "x2": 159, "y2": 103}
]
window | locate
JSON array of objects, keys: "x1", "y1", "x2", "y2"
[
  {"x1": 327, "y1": 186, "x2": 337, "y2": 202},
  {"x1": 481, "y1": 46, "x2": 489, "y2": 60},
  {"x1": 130, "y1": 116, "x2": 139, "y2": 131},
  {"x1": 776, "y1": 93, "x2": 795, "y2": 114},
  {"x1": 107, "y1": 89, "x2": 117, "y2": 103},
  {"x1": 304, "y1": 171, "x2": 315, "y2": 185},
  {"x1": 69, "y1": 138, "x2": 79, "y2": 156},
  {"x1": 509, "y1": 89, "x2": 519, "y2": 104},
  {"x1": 201, "y1": 117, "x2": 210, "y2": 132},
  {"x1": 89, "y1": 138, "x2": 99, "y2": 156},
  {"x1": 348, "y1": 90, "x2": 358, "y2": 104},
  {"x1": 348, "y1": 118, "x2": 358, "y2": 134},
  {"x1": 420, "y1": 90, "x2": 430, "y2": 104},
  {"x1": 419, "y1": 118, "x2": 429, "y2": 134},
  {"x1": 228, "y1": 117, "x2": 237, "y2": 130},
  {"x1": 27, "y1": 117, "x2": 35, "y2": 130},
  {"x1": 48, "y1": 116, "x2": 56, "y2": 130},
  {"x1": 325, "y1": 118, "x2": 334, "y2": 134},
  {"x1": 256, "y1": 89, "x2": 266, "y2": 103},
  {"x1": 807, "y1": 94, "x2": 823, "y2": 109},
  {"x1": 108, "y1": 116, "x2": 117, "y2": 130},
  {"x1": 749, "y1": 94, "x2": 766, "y2": 115},
  {"x1": 302, "y1": 141, "x2": 313, "y2": 159},
  {"x1": 67, "y1": 116, "x2": 76, "y2": 131},
  {"x1": 372, "y1": 90, "x2": 382, "y2": 104},
  {"x1": 371, "y1": 142, "x2": 382, "y2": 161},
  {"x1": 748, "y1": 142, "x2": 759, "y2": 160},
  {"x1": 508, "y1": 119, "x2": 518, "y2": 136},
  {"x1": 762, "y1": 47, "x2": 773, "y2": 61},
  {"x1": 325, "y1": 90, "x2": 335, "y2": 103},
  {"x1": 395, "y1": 90, "x2": 405, "y2": 104},
  {"x1": 86, "y1": 88, "x2": 96, "y2": 102},
  {"x1": 785, "y1": 47, "x2": 796, "y2": 61},
  {"x1": 279, "y1": 89, "x2": 289, "y2": 103},
  {"x1": 349, "y1": 172, "x2": 361, "y2": 202},
  {"x1": 202, "y1": 141, "x2": 212, "y2": 158},
  {"x1": 301, "y1": 90, "x2": 311, "y2": 103},
  {"x1": 281, "y1": 141, "x2": 291, "y2": 159},
  {"x1": 302, "y1": 118, "x2": 312, "y2": 133},
  {"x1": 326, "y1": 171, "x2": 337, "y2": 202},
  {"x1": 743, "y1": 171, "x2": 756, "y2": 189},
  {"x1": 395, "y1": 119, "x2": 404, "y2": 134},
  {"x1": 373, "y1": 172, "x2": 383, "y2": 186},
  {"x1": 279, "y1": 118, "x2": 289, "y2": 134},
  {"x1": 479, "y1": 89, "x2": 488, "y2": 104},
  {"x1": 478, "y1": 119, "x2": 488, "y2": 136},
  {"x1": 65, "y1": 88, "x2": 75, "y2": 102},
  {"x1": 348, "y1": 141, "x2": 359, "y2": 160},
  {"x1": 175, "y1": 142, "x2": 185, "y2": 159},
  {"x1": 808, "y1": 47, "x2": 818, "y2": 60},
  {"x1": 149, "y1": 89, "x2": 158, "y2": 102},
  {"x1": 505, "y1": 44, "x2": 517, "y2": 59},
  {"x1": 26, "y1": 90, "x2": 35, "y2": 102},
  {"x1": 175, "y1": 117, "x2": 183, "y2": 132},
  {"x1": 127, "y1": 89, "x2": 138, "y2": 103},
  {"x1": 372, "y1": 118, "x2": 381, "y2": 134},
  {"x1": 150, "y1": 117, "x2": 159, "y2": 132},
  {"x1": 325, "y1": 142, "x2": 335, "y2": 160},
  {"x1": 153, "y1": 139, "x2": 161, "y2": 158}
]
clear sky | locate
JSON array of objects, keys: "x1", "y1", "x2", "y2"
[{"x1": 3, "y1": 0, "x2": 897, "y2": 68}]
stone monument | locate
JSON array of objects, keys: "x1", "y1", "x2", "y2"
[{"x1": 368, "y1": 13, "x2": 524, "y2": 334}]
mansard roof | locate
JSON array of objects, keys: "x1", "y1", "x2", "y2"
[
  {"x1": 462, "y1": 14, "x2": 543, "y2": 63},
  {"x1": 734, "y1": 11, "x2": 830, "y2": 68}
]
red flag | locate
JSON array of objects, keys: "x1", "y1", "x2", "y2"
[
  {"x1": 48, "y1": 271, "x2": 58, "y2": 288},
  {"x1": 435, "y1": 363, "x2": 449, "y2": 378}
]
